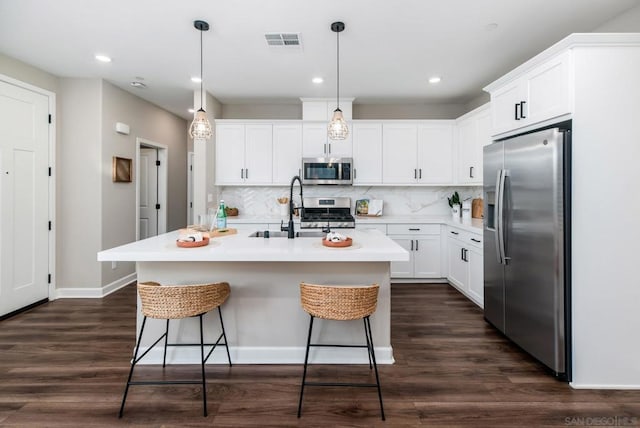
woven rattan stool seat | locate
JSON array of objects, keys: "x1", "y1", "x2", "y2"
[
  {"x1": 299, "y1": 283, "x2": 379, "y2": 320},
  {"x1": 138, "y1": 281, "x2": 230, "y2": 319}
]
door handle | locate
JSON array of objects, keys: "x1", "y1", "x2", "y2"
[
  {"x1": 514, "y1": 103, "x2": 520, "y2": 120},
  {"x1": 410, "y1": 240, "x2": 414, "y2": 251},
  {"x1": 409, "y1": 228, "x2": 420, "y2": 231},
  {"x1": 497, "y1": 169, "x2": 509, "y2": 265},
  {"x1": 471, "y1": 238, "x2": 481, "y2": 243},
  {"x1": 328, "y1": 143, "x2": 331, "y2": 154},
  {"x1": 461, "y1": 247, "x2": 464, "y2": 261},
  {"x1": 419, "y1": 169, "x2": 422, "y2": 179},
  {"x1": 520, "y1": 101, "x2": 527, "y2": 119},
  {"x1": 245, "y1": 168, "x2": 248, "y2": 179},
  {"x1": 494, "y1": 169, "x2": 504, "y2": 264},
  {"x1": 470, "y1": 166, "x2": 474, "y2": 178},
  {"x1": 324, "y1": 143, "x2": 327, "y2": 154},
  {"x1": 354, "y1": 168, "x2": 356, "y2": 180},
  {"x1": 450, "y1": 230, "x2": 459, "y2": 235},
  {"x1": 241, "y1": 169, "x2": 244, "y2": 179},
  {"x1": 414, "y1": 169, "x2": 417, "y2": 179},
  {"x1": 415, "y1": 240, "x2": 419, "y2": 251},
  {"x1": 464, "y1": 248, "x2": 469, "y2": 262}
]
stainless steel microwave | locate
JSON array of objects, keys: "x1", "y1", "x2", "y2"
[{"x1": 301, "y1": 157, "x2": 353, "y2": 185}]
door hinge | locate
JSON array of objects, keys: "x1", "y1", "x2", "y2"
[
  {"x1": 48, "y1": 221, "x2": 52, "y2": 231},
  {"x1": 155, "y1": 160, "x2": 161, "y2": 166},
  {"x1": 48, "y1": 167, "x2": 52, "y2": 176},
  {"x1": 48, "y1": 114, "x2": 52, "y2": 124},
  {"x1": 48, "y1": 274, "x2": 51, "y2": 284},
  {"x1": 155, "y1": 203, "x2": 160, "y2": 210}
]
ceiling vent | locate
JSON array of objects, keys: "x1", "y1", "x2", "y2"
[{"x1": 265, "y1": 33, "x2": 302, "y2": 48}]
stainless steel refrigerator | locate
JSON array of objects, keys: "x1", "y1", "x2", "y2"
[{"x1": 483, "y1": 124, "x2": 571, "y2": 380}]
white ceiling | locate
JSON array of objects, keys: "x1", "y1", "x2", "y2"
[{"x1": 1, "y1": 0, "x2": 638, "y2": 119}]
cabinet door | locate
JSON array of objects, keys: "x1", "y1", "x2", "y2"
[
  {"x1": 273, "y1": 124, "x2": 302, "y2": 185},
  {"x1": 473, "y1": 109, "x2": 492, "y2": 183},
  {"x1": 352, "y1": 122, "x2": 382, "y2": 184},
  {"x1": 390, "y1": 238, "x2": 414, "y2": 278},
  {"x1": 413, "y1": 236, "x2": 441, "y2": 278},
  {"x1": 491, "y1": 80, "x2": 526, "y2": 136},
  {"x1": 244, "y1": 124, "x2": 273, "y2": 184},
  {"x1": 215, "y1": 124, "x2": 245, "y2": 185},
  {"x1": 302, "y1": 123, "x2": 328, "y2": 157},
  {"x1": 467, "y1": 246, "x2": 484, "y2": 307},
  {"x1": 447, "y1": 238, "x2": 468, "y2": 290},
  {"x1": 382, "y1": 123, "x2": 418, "y2": 184},
  {"x1": 457, "y1": 110, "x2": 490, "y2": 184},
  {"x1": 418, "y1": 123, "x2": 453, "y2": 184},
  {"x1": 525, "y1": 51, "x2": 571, "y2": 126}
]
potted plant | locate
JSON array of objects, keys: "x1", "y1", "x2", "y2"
[{"x1": 448, "y1": 191, "x2": 461, "y2": 218}]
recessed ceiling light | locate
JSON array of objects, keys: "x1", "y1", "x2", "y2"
[
  {"x1": 312, "y1": 77, "x2": 324, "y2": 84},
  {"x1": 95, "y1": 54, "x2": 112, "y2": 63},
  {"x1": 130, "y1": 81, "x2": 146, "y2": 89},
  {"x1": 188, "y1": 108, "x2": 195, "y2": 113},
  {"x1": 191, "y1": 76, "x2": 202, "y2": 83},
  {"x1": 428, "y1": 76, "x2": 441, "y2": 84}
]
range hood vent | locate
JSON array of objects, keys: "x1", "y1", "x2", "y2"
[{"x1": 265, "y1": 33, "x2": 302, "y2": 47}]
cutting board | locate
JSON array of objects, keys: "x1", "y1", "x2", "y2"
[
  {"x1": 472, "y1": 199, "x2": 483, "y2": 219},
  {"x1": 210, "y1": 228, "x2": 237, "y2": 237}
]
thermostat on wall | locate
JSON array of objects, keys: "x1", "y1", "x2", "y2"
[{"x1": 115, "y1": 122, "x2": 130, "y2": 135}]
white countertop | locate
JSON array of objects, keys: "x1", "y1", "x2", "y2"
[
  {"x1": 97, "y1": 228, "x2": 409, "y2": 263},
  {"x1": 227, "y1": 214, "x2": 483, "y2": 234}
]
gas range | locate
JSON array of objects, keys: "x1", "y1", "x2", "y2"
[{"x1": 300, "y1": 197, "x2": 355, "y2": 229}]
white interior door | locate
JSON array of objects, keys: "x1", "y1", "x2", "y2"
[
  {"x1": 139, "y1": 147, "x2": 158, "y2": 239},
  {"x1": 0, "y1": 80, "x2": 50, "y2": 316}
]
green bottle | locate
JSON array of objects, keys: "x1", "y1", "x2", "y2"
[{"x1": 216, "y1": 200, "x2": 227, "y2": 229}]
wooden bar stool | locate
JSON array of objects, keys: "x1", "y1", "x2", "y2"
[
  {"x1": 118, "y1": 281, "x2": 231, "y2": 418},
  {"x1": 297, "y1": 282, "x2": 385, "y2": 420}
]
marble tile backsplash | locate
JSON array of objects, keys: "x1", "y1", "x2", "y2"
[{"x1": 217, "y1": 186, "x2": 482, "y2": 217}]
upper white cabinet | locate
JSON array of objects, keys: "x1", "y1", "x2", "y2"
[
  {"x1": 352, "y1": 122, "x2": 383, "y2": 184},
  {"x1": 456, "y1": 104, "x2": 491, "y2": 184},
  {"x1": 382, "y1": 121, "x2": 454, "y2": 185},
  {"x1": 302, "y1": 122, "x2": 353, "y2": 157},
  {"x1": 216, "y1": 123, "x2": 273, "y2": 185},
  {"x1": 301, "y1": 98, "x2": 353, "y2": 121},
  {"x1": 488, "y1": 51, "x2": 571, "y2": 135},
  {"x1": 272, "y1": 123, "x2": 302, "y2": 185}
]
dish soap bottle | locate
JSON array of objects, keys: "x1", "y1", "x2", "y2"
[{"x1": 216, "y1": 200, "x2": 227, "y2": 230}]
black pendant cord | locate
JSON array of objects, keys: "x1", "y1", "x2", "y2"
[
  {"x1": 336, "y1": 29, "x2": 340, "y2": 111},
  {"x1": 200, "y1": 28, "x2": 203, "y2": 110}
]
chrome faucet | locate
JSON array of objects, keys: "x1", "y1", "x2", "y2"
[{"x1": 281, "y1": 175, "x2": 304, "y2": 239}]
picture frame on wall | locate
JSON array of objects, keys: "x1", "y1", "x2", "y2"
[{"x1": 112, "y1": 156, "x2": 132, "y2": 182}]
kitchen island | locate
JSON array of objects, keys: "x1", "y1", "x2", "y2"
[{"x1": 97, "y1": 228, "x2": 408, "y2": 365}]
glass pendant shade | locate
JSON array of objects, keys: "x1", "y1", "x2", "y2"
[
  {"x1": 189, "y1": 108, "x2": 212, "y2": 139},
  {"x1": 328, "y1": 108, "x2": 349, "y2": 140}
]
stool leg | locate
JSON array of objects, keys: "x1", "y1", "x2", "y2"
[
  {"x1": 162, "y1": 319, "x2": 169, "y2": 368},
  {"x1": 365, "y1": 316, "x2": 385, "y2": 421},
  {"x1": 297, "y1": 315, "x2": 314, "y2": 418},
  {"x1": 218, "y1": 306, "x2": 232, "y2": 366},
  {"x1": 199, "y1": 314, "x2": 208, "y2": 417},
  {"x1": 363, "y1": 318, "x2": 372, "y2": 369},
  {"x1": 119, "y1": 315, "x2": 147, "y2": 418}
]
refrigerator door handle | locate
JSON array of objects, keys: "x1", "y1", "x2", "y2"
[
  {"x1": 498, "y1": 169, "x2": 509, "y2": 264},
  {"x1": 494, "y1": 169, "x2": 504, "y2": 265}
]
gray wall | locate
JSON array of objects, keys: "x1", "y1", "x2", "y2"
[
  {"x1": 100, "y1": 81, "x2": 188, "y2": 287},
  {"x1": 595, "y1": 3, "x2": 640, "y2": 31},
  {"x1": 222, "y1": 103, "x2": 302, "y2": 120}
]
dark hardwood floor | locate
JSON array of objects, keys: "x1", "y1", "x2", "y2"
[{"x1": 0, "y1": 283, "x2": 638, "y2": 427}]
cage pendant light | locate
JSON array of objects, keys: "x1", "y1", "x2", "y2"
[
  {"x1": 328, "y1": 21, "x2": 348, "y2": 140},
  {"x1": 189, "y1": 20, "x2": 213, "y2": 140}
]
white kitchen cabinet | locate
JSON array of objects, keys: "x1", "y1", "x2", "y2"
[
  {"x1": 456, "y1": 104, "x2": 491, "y2": 184},
  {"x1": 216, "y1": 123, "x2": 272, "y2": 185},
  {"x1": 272, "y1": 123, "x2": 302, "y2": 185},
  {"x1": 382, "y1": 122, "x2": 454, "y2": 185},
  {"x1": 301, "y1": 99, "x2": 353, "y2": 121},
  {"x1": 388, "y1": 224, "x2": 441, "y2": 279},
  {"x1": 418, "y1": 122, "x2": 454, "y2": 184},
  {"x1": 446, "y1": 226, "x2": 483, "y2": 307},
  {"x1": 302, "y1": 122, "x2": 353, "y2": 157},
  {"x1": 352, "y1": 122, "x2": 383, "y2": 184},
  {"x1": 489, "y1": 51, "x2": 571, "y2": 136}
]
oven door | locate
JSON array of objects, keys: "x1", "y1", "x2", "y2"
[{"x1": 302, "y1": 157, "x2": 352, "y2": 185}]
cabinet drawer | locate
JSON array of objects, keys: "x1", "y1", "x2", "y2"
[
  {"x1": 387, "y1": 224, "x2": 440, "y2": 235},
  {"x1": 355, "y1": 223, "x2": 387, "y2": 234},
  {"x1": 448, "y1": 227, "x2": 483, "y2": 248}
]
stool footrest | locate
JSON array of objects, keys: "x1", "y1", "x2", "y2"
[
  {"x1": 309, "y1": 343, "x2": 367, "y2": 348},
  {"x1": 128, "y1": 380, "x2": 204, "y2": 386},
  {"x1": 305, "y1": 381, "x2": 378, "y2": 388}
]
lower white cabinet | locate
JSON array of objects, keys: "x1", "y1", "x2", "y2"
[
  {"x1": 446, "y1": 226, "x2": 484, "y2": 307},
  {"x1": 389, "y1": 224, "x2": 441, "y2": 279}
]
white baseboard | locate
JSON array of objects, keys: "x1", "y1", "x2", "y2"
[
  {"x1": 132, "y1": 345, "x2": 395, "y2": 365},
  {"x1": 391, "y1": 278, "x2": 448, "y2": 284},
  {"x1": 570, "y1": 382, "x2": 640, "y2": 390},
  {"x1": 55, "y1": 273, "x2": 136, "y2": 299}
]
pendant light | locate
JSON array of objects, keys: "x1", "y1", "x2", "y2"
[
  {"x1": 328, "y1": 21, "x2": 348, "y2": 140},
  {"x1": 189, "y1": 20, "x2": 213, "y2": 140}
]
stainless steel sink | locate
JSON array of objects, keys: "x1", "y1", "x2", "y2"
[{"x1": 249, "y1": 230, "x2": 326, "y2": 238}]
